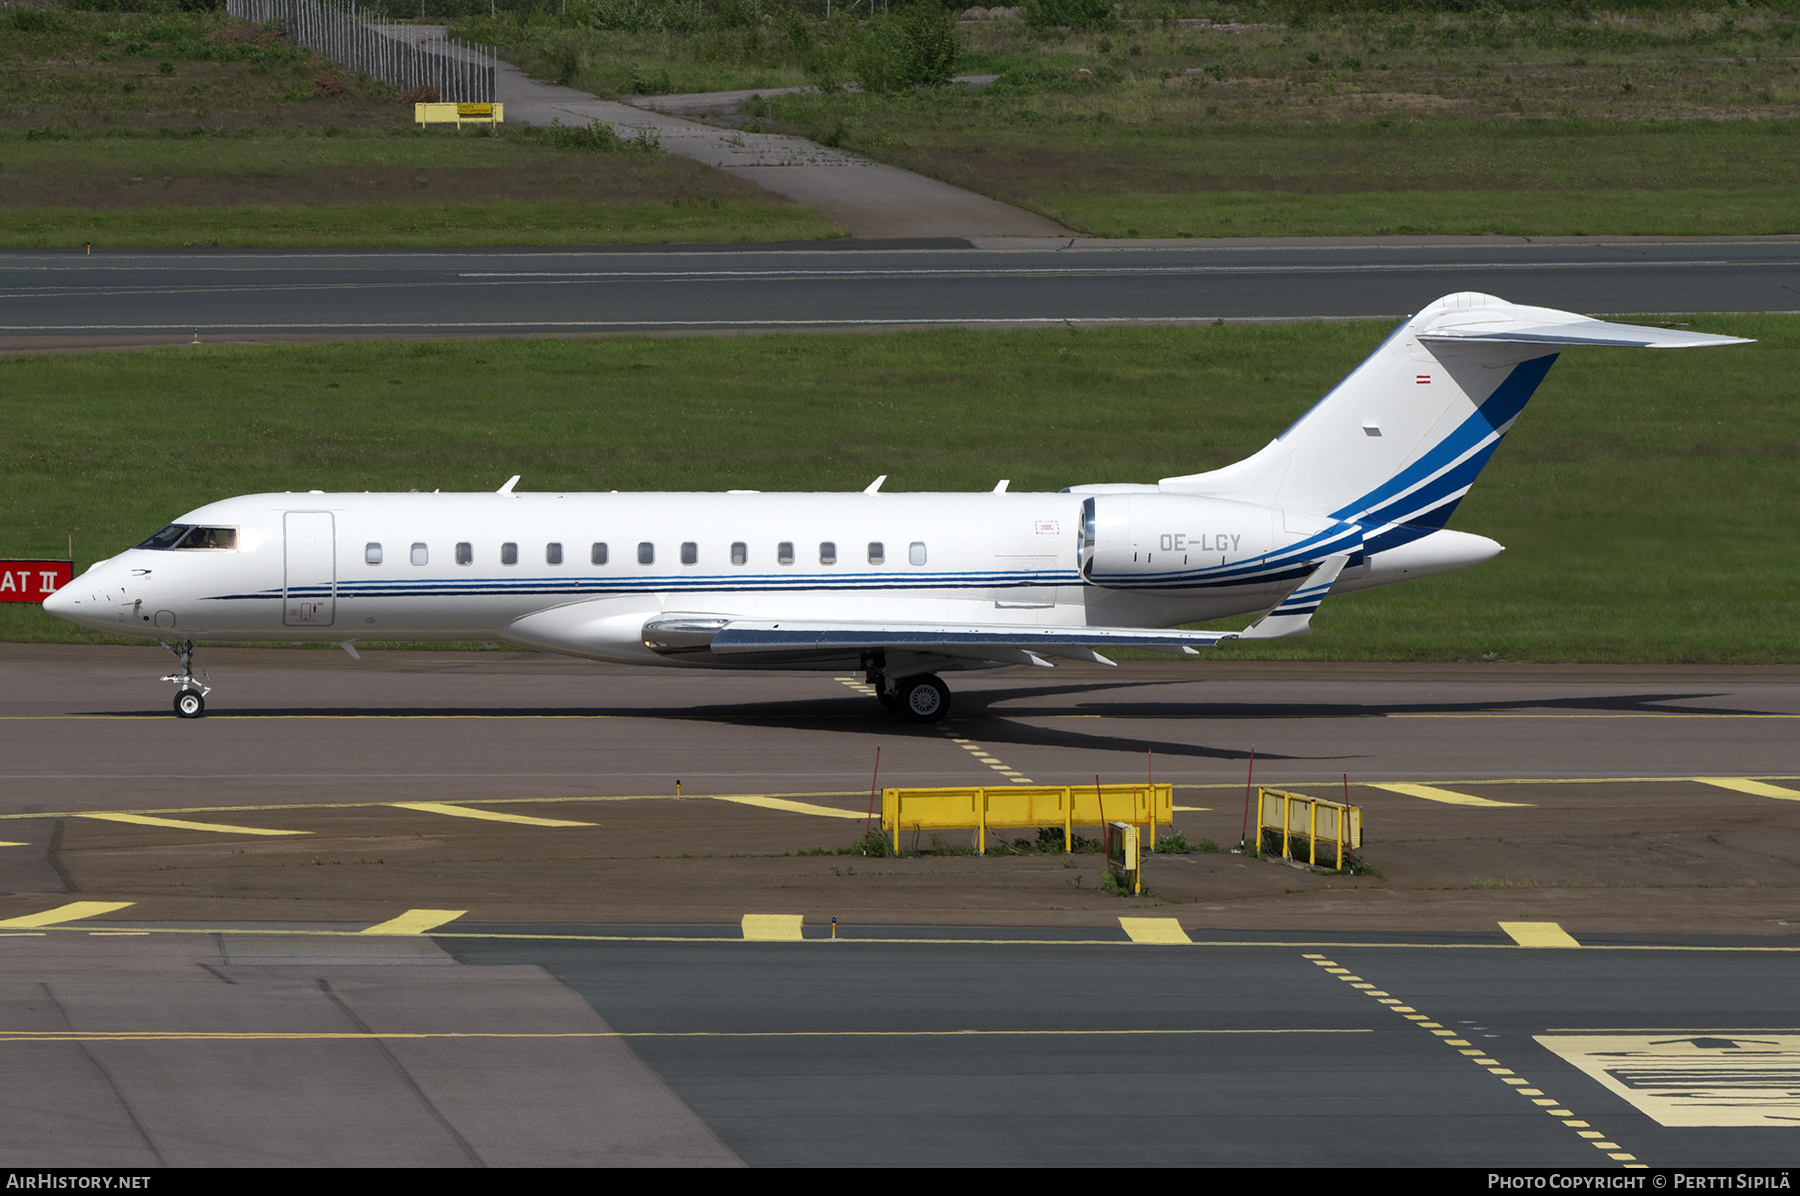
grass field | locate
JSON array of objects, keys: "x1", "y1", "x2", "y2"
[
  {"x1": 0, "y1": 7, "x2": 839, "y2": 246},
  {"x1": 3, "y1": 316, "x2": 1793, "y2": 660},
  {"x1": 451, "y1": 3, "x2": 1800, "y2": 238}
]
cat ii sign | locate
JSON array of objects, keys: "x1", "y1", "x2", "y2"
[{"x1": 0, "y1": 561, "x2": 73, "y2": 603}]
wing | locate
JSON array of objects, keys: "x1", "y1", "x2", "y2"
[{"x1": 640, "y1": 615, "x2": 1238, "y2": 668}]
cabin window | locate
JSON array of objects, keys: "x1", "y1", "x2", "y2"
[
  {"x1": 591, "y1": 542, "x2": 608, "y2": 565},
  {"x1": 638, "y1": 542, "x2": 654, "y2": 565},
  {"x1": 909, "y1": 541, "x2": 927, "y2": 566},
  {"x1": 868, "y1": 542, "x2": 884, "y2": 565},
  {"x1": 365, "y1": 543, "x2": 383, "y2": 565},
  {"x1": 455, "y1": 542, "x2": 472, "y2": 566},
  {"x1": 731, "y1": 542, "x2": 747, "y2": 566},
  {"x1": 501, "y1": 542, "x2": 518, "y2": 566},
  {"x1": 681, "y1": 542, "x2": 698, "y2": 565},
  {"x1": 778, "y1": 541, "x2": 794, "y2": 566},
  {"x1": 819, "y1": 542, "x2": 837, "y2": 566},
  {"x1": 410, "y1": 543, "x2": 428, "y2": 566},
  {"x1": 546, "y1": 542, "x2": 563, "y2": 565}
]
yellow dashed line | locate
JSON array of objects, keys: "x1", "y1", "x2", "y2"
[
  {"x1": 1119, "y1": 917, "x2": 1192, "y2": 945},
  {"x1": 938, "y1": 727, "x2": 1035, "y2": 785},
  {"x1": 1303, "y1": 954, "x2": 1641, "y2": 1166},
  {"x1": 1369, "y1": 783, "x2": 1533, "y2": 809},
  {"x1": 390, "y1": 802, "x2": 595, "y2": 827},
  {"x1": 0, "y1": 901, "x2": 135, "y2": 929},
  {"x1": 742, "y1": 914, "x2": 805, "y2": 941},
  {"x1": 77, "y1": 812, "x2": 310, "y2": 837},
  {"x1": 713, "y1": 795, "x2": 866, "y2": 820},
  {"x1": 360, "y1": 909, "x2": 466, "y2": 936},
  {"x1": 1500, "y1": 921, "x2": 1582, "y2": 948},
  {"x1": 1693, "y1": 777, "x2": 1800, "y2": 802}
]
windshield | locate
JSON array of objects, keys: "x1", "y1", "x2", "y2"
[{"x1": 136, "y1": 525, "x2": 237, "y2": 551}]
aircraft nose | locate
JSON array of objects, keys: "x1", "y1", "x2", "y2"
[{"x1": 41, "y1": 583, "x2": 76, "y2": 620}]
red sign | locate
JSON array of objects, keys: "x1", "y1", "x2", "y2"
[{"x1": 0, "y1": 561, "x2": 73, "y2": 603}]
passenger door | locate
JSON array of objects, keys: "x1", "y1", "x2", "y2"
[{"x1": 283, "y1": 511, "x2": 335, "y2": 627}]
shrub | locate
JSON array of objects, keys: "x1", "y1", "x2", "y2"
[
  {"x1": 847, "y1": 830, "x2": 891, "y2": 857},
  {"x1": 1152, "y1": 830, "x2": 1190, "y2": 854},
  {"x1": 1024, "y1": 0, "x2": 1116, "y2": 32},
  {"x1": 814, "y1": 3, "x2": 959, "y2": 94}
]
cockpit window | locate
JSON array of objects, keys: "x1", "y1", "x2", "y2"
[
  {"x1": 136, "y1": 525, "x2": 237, "y2": 551},
  {"x1": 137, "y1": 524, "x2": 191, "y2": 550}
]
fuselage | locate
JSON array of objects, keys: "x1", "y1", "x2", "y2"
[{"x1": 46, "y1": 488, "x2": 1500, "y2": 670}]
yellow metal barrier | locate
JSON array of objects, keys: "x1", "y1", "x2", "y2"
[
  {"x1": 414, "y1": 102, "x2": 504, "y2": 127},
  {"x1": 881, "y1": 783, "x2": 1172, "y2": 855},
  {"x1": 1255, "y1": 786, "x2": 1362, "y2": 869}
]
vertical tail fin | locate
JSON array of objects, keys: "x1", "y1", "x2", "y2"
[{"x1": 1160, "y1": 293, "x2": 1749, "y2": 528}]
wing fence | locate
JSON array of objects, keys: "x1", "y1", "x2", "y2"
[{"x1": 225, "y1": 0, "x2": 496, "y2": 103}]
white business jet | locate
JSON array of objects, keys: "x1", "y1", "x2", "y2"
[{"x1": 45, "y1": 293, "x2": 1747, "y2": 720}]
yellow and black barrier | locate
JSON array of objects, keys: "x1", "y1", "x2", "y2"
[
  {"x1": 414, "y1": 102, "x2": 504, "y2": 127},
  {"x1": 1256, "y1": 786, "x2": 1361, "y2": 869},
  {"x1": 881, "y1": 783, "x2": 1173, "y2": 855}
]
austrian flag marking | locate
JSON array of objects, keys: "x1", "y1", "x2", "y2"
[
  {"x1": 0, "y1": 560, "x2": 73, "y2": 603},
  {"x1": 1416, "y1": 375, "x2": 1432, "y2": 384}
]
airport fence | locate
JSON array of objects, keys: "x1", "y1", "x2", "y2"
[{"x1": 225, "y1": 0, "x2": 497, "y2": 103}]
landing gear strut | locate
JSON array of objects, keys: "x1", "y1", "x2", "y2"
[{"x1": 159, "y1": 639, "x2": 210, "y2": 719}]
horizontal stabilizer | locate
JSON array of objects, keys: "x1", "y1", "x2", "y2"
[
  {"x1": 700, "y1": 620, "x2": 1237, "y2": 654},
  {"x1": 1419, "y1": 316, "x2": 1751, "y2": 350},
  {"x1": 1239, "y1": 555, "x2": 1349, "y2": 640}
]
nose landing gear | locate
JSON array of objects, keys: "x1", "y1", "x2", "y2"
[{"x1": 159, "y1": 639, "x2": 211, "y2": 719}]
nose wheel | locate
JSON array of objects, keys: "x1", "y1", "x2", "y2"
[{"x1": 159, "y1": 639, "x2": 211, "y2": 719}]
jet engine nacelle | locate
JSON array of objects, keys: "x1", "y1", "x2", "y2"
[{"x1": 1081, "y1": 493, "x2": 1278, "y2": 586}]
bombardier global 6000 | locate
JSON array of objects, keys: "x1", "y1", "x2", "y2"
[{"x1": 45, "y1": 293, "x2": 1749, "y2": 720}]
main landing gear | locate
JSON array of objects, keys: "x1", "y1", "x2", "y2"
[
  {"x1": 869, "y1": 672, "x2": 951, "y2": 724},
  {"x1": 159, "y1": 639, "x2": 210, "y2": 719}
]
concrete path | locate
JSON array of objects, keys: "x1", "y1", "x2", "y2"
[{"x1": 395, "y1": 27, "x2": 1072, "y2": 240}]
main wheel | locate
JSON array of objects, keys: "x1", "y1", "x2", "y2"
[
  {"x1": 173, "y1": 689, "x2": 205, "y2": 719},
  {"x1": 899, "y1": 674, "x2": 950, "y2": 724}
]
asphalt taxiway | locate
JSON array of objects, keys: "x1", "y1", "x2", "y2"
[
  {"x1": 2, "y1": 238, "x2": 1794, "y2": 347},
  {"x1": 3, "y1": 646, "x2": 1797, "y2": 1166}
]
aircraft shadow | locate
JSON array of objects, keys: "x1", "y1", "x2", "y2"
[{"x1": 76, "y1": 687, "x2": 1757, "y2": 768}]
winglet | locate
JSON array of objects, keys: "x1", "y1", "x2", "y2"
[
  {"x1": 497, "y1": 475, "x2": 520, "y2": 495},
  {"x1": 1240, "y1": 554, "x2": 1350, "y2": 640},
  {"x1": 863, "y1": 475, "x2": 887, "y2": 494}
]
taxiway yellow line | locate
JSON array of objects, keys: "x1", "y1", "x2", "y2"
[
  {"x1": 0, "y1": 791, "x2": 867, "y2": 821},
  {"x1": 76, "y1": 812, "x2": 309, "y2": 836},
  {"x1": 1119, "y1": 917, "x2": 1193, "y2": 945},
  {"x1": 360, "y1": 909, "x2": 467, "y2": 936},
  {"x1": 0, "y1": 901, "x2": 135, "y2": 928},
  {"x1": 712, "y1": 796, "x2": 866, "y2": 820},
  {"x1": 741, "y1": 914, "x2": 805, "y2": 941},
  {"x1": 23, "y1": 923, "x2": 1800, "y2": 952},
  {"x1": 1368, "y1": 783, "x2": 1532, "y2": 808},
  {"x1": 0, "y1": 1027, "x2": 1372, "y2": 1043},
  {"x1": 1499, "y1": 921, "x2": 1582, "y2": 948},
  {"x1": 390, "y1": 801, "x2": 595, "y2": 827},
  {"x1": 1691, "y1": 777, "x2": 1800, "y2": 801}
]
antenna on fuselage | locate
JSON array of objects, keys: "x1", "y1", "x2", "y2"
[
  {"x1": 497, "y1": 475, "x2": 521, "y2": 495},
  {"x1": 863, "y1": 475, "x2": 887, "y2": 494}
]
